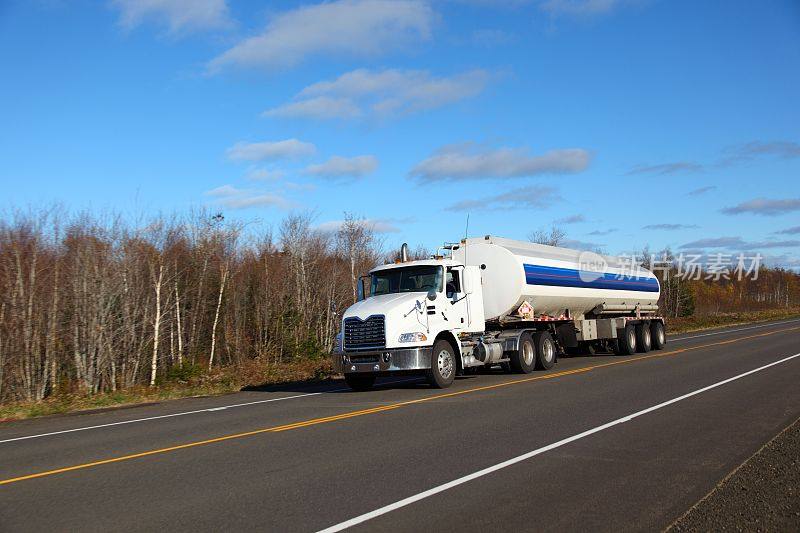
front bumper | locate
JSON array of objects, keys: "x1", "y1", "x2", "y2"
[{"x1": 332, "y1": 346, "x2": 433, "y2": 374}]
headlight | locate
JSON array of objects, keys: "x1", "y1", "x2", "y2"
[{"x1": 398, "y1": 332, "x2": 427, "y2": 343}]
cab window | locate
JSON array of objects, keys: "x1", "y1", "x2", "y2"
[{"x1": 446, "y1": 268, "x2": 461, "y2": 299}]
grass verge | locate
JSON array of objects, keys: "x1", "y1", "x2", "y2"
[
  {"x1": 0, "y1": 358, "x2": 332, "y2": 422},
  {"x1": 667, "y1": 308, "x2": 800, "y2": 333}
]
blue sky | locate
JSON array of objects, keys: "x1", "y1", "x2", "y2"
[{"x1": 2, "y1": 0, "x2": 799, "y2": 267}]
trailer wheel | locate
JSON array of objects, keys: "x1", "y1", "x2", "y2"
[
  {"x1": 615, "y1": 323, "x2": 637, "y2": 355},
  {"x1": 344, "y1": 374, "x2": 376, "y2": 391},
  {"x1": 650, "y1": 321, "x2": 666, "y2": 350},
  {"x1": 635, "y1": 322, "x2": 652, "y2": 353},
  {"x1": 533, "y1": 331, "x2": 556, "y2": 370},
  {"x1": 426, "y1": 340, "x2": 456, "y2": 388},
  {"x1": 510, "y1": 332, "x2": 536, "y2": 374}
]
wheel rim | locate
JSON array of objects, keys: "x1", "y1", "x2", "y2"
[
  {"x1": 643, "y1": 328, "x2": 651, "y2": 347},
  {"x1": 437, "y1": 349, "x2": 453, "y2": 379},
  {"x1": 628, "y1": 330, "x2": 636, "y2": 350},
  {"x1": 658, "y1": 327, "x2": 665, "y2": 344},
  {"x1": 522, "y1": 341, "x2": 535, "y2": 365},
  {"x1": 541, "y1": 339, "x2": 554, "y2": 363}
]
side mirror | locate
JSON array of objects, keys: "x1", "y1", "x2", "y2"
[{"x1": 426, "y1": 289, "x2": 438, "y2": 301}]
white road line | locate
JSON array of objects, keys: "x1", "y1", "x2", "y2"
[
  {"x1": 1, "y1": 319, "x2": 796, "y2": 446},
  {"x1": 0, "y1": 392, "x2": 323, "y2": 445},
  {"x1": 669, "y1": 318, "x2": 800, "y2": 341},
  {"x1": 0, "y1": 377, "x2": 422, "y2": 445},
  {"x1": 317, "y1": 351, "x2": 800, "y2": 533}
]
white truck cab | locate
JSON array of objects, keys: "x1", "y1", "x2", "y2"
[{"x1": 333, "y1": 257, "x2": 484, "y2": 390}]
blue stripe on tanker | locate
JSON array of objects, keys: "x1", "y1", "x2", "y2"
[{"x1": 523, "y1": 264, "x2": 659, "y2": 292}]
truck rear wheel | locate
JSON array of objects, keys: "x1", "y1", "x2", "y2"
[
  {"x1": 651, "y1": 321, "x2": 666, "y2": 350},
  {"x1": 635, "y1": 322, "x2": 652, "y2": 353},
  {"x1": 533, "y1": 331, "x2": 556, "y2": 370},
  {"x1": 510, "y1": 332, "x2": 536, "y2": 374},
  {"x1": 426, "y1": 340, "x2": 456, "y2": 388},
  {"x1": 344, "y1": 374, "x2": 375, "y2": 391},
  {"x1": 615, "y1": 323, "x2": 637, "y2": 355}
]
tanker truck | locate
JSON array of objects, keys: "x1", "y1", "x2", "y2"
[{"x1": 332, "y1": 236, "x2": 665, "y2": 391}]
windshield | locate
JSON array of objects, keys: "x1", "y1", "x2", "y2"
[{"x1": 371, "y1": 265, "x2": 442, "y2": 296}]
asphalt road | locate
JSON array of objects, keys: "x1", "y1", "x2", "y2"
[{"x1": 1, "y1": 319, "x2": 799, "y2": 532}]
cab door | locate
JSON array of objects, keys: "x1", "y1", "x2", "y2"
[{"x1": 445, "y1": 266, "x2": 468, "y2": 331}]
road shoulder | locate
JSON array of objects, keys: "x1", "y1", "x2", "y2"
[{"x1": 668, "y1": 416, "x2": 800, "y2": 532}]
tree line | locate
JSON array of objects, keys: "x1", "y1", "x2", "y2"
[
  {"x1": 1, "y1": 211, "x2": 798, "y2": 403},
  {"x1": 0, "y1": 209, "x2": 380, "y2": 403}
]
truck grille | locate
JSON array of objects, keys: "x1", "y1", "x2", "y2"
[{"x1": 344, "y1": 315, "x2": 386, "y2": 351}]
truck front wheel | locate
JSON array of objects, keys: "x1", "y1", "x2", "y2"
[
  {"x1": 427, "y1": 340, "x2": 456, "y2": 388},
  {"x1": 345, "y1": 374, "x2": 376, "y2": 391}
]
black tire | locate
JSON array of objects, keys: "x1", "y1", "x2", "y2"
[
  {"x1": 344, "y1": 374, "x2": 375, "y2": 391},
  {"x1": 651, "y1": 321, "x2": 666, "y2": 350},
  {"x1": 635, "y1": 322, "x2": 652, "y2": 353},
  {"x1": 615, "y1": 323, "x2": 637, "y2": 355},
  {"x1": 510, "y1": 332, "x2": 536, "y2": 373},
  {"x1": 426, "y1": 340, "x2": 456, "y2": 388},
  {"x1": 533, "y1": 331, "x2": 556, "y2": 370}
]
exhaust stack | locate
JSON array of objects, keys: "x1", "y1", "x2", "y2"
[{"x1": 400, "y1": 243, "x2": 409, "y2": 262}]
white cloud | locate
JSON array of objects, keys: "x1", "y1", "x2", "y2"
[
  {"x1": 412, "y1": 143, "x2": 591, "y2": 181},
  {"x1": 642, "y1": 223, "x2": 700, "y2": 230},
  {"x1": 687, "y1": 185, "x2": 716, "y2": 196},
  {"x1": 555, "y1": 214, "x2": 586, "y2": 224},
  {"x1": 245, "y1": 167, "x2": 285, "y2": 181},
  {"x1": 203, "y1": 184, "x2": 295, "y2": 210},
  {"x1": 264, "y1": 97, "x2": 362, "y2": 120},
  {"x1": 722, "y1": 140, "x2": 800, "y2": 165},
  {"x1": 721, "y1": 197, "x2": 800, "y2": 216},
  {"x1": 208, "y1": 0, "x2": 434, "y2": 72},
  {"x1": 316, "y1": 218, "x2": 404, "y2": 234},
  {"x1": 112, "y1": 0, "x2": 232, "y2": 34},
  {"x1": 205, "y1": 184, "x2": 240, "y2": 197},
  {"x1": 226, "y1": 139, "x2": 317, "y2": 162},
  {"x1": 627, "y1": 162, "x2": 704, "y2": 175},
  {"x1": 284, "y1": 182, "x2": 317, "y2": 192},
  {"x1": 219, "y1": 194, "x2": 294, "y2": 210},
  {"x1": 680, "y1": 236, "x2": 800, "y2": 250},
  {"x1": 445, "y1": 185, "x2": 561, "y2": 211},
  {"x1": 561, "y1": 238, "x2": 604, "y2": 251},
  {"x1": 305, "y1": 156, "x2": 379, "y2": 179},
  {"x1": 265, "y1": 68, "x2": 489, "y2": 120}
]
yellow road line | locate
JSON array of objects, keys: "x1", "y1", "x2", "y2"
[{"x1": 1, "y1": 325, "x2": 798, "y2": 487}]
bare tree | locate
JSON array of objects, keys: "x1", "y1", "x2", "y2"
[
  {"x1": 150, "y1": 263, "x2": 164, "y2": 386},
  {"x1": 528, "y1": 226, "x2": 566, "y2": 247},
  {"x1": 336, "y1": 213, "x2": 376, "y2": 304}
]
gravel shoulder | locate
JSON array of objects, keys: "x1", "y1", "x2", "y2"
[{"x1": 668, "y1": 416, "x2": 800, "y2": 532}]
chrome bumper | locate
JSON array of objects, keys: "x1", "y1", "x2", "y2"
[{"x1": 332, "y1": 346, "x2": 433, "y2": 374}]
